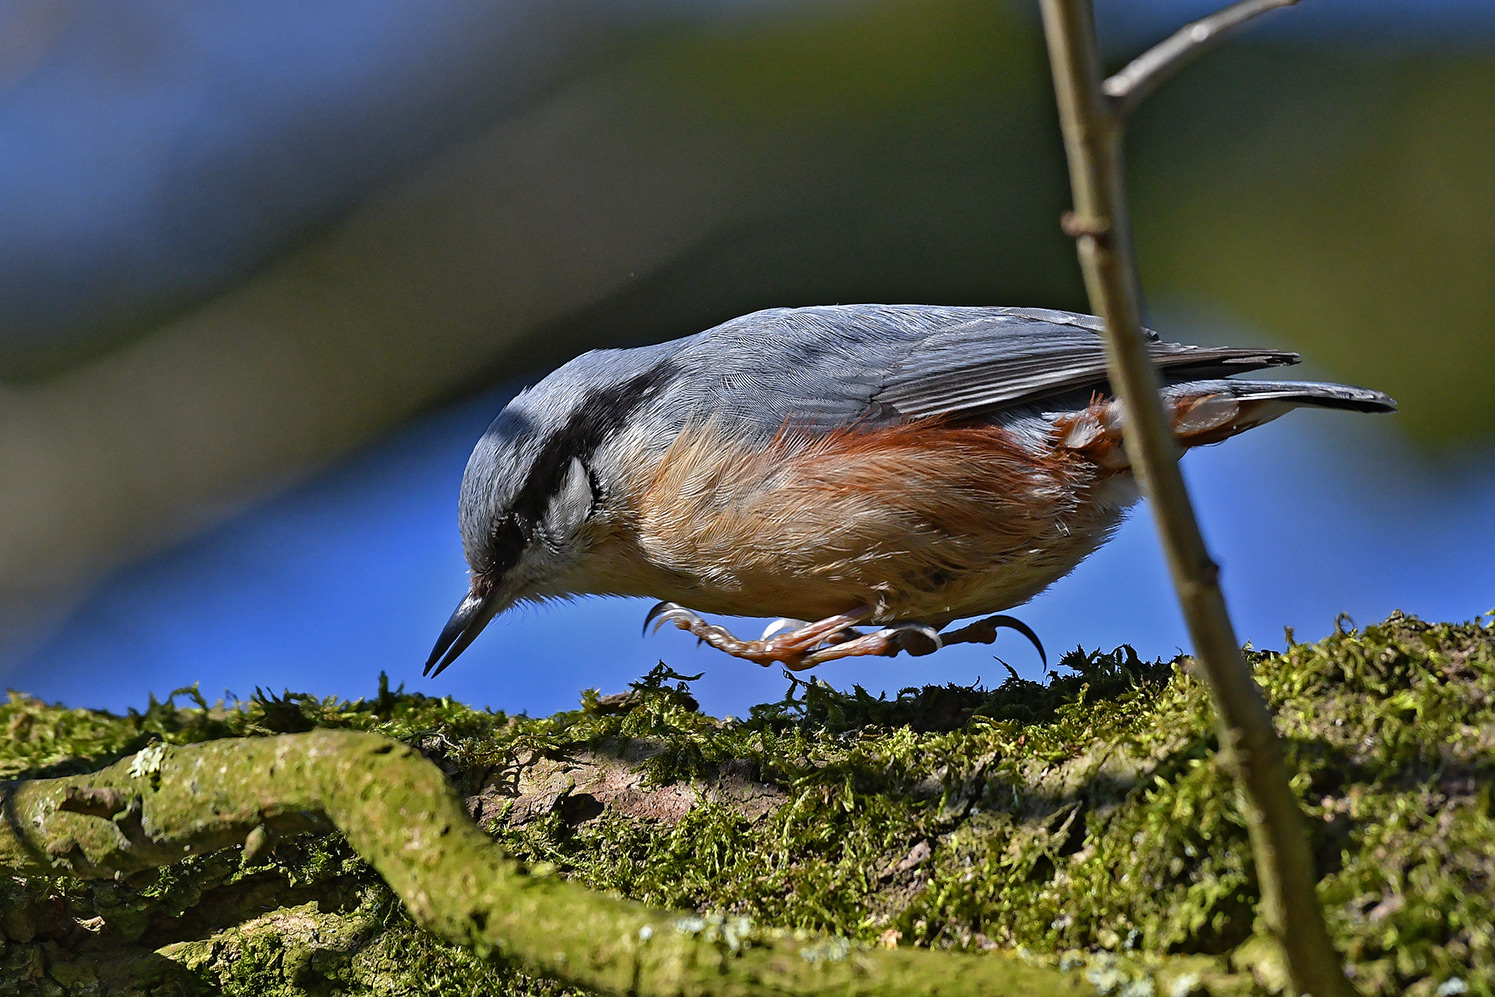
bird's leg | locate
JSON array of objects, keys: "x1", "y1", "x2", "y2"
[
  {"x1": 936, "y1": 614, "x2": 1047, "y2": 666},
  {"x1": 762, "y1": 618, "x2": 866, "y2": 646},
  {"x1": 644, "y1": 604, "x2": 1045, "y2": 669},
  {"x1": 794, "y1": 615, "x2": 1047, "y2": 668},
  {"x1": 784, "y1": 622, "x2": 944, "y2": 668},
  {"x1": 644, "y1": 602, "x2": 954, "y2": 669},
  {"x1": 759, "y1": 618, "x2": 809, "y2": 640},
  {"x1": 645, "y1": 603, "x2": 889, "y2": 669}
]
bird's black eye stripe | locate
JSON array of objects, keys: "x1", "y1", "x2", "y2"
[
  {"x1": 508, "y1": 360, "x2": 678, "y2": 526},
  {"x1": 474, "y1": 359, "x2": 676, "y2": 578}
]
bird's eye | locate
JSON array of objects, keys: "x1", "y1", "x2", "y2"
[
  {"x1": 485, "y1": 513, "x2": 531, "y2": 576},
  {"x1": 493, "y1": 514, "x2": 532, "y2": 545}
]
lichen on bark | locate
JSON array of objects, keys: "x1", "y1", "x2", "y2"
[{"x1": 1, "y1": 612, "x2": 1491, "y2": 996}]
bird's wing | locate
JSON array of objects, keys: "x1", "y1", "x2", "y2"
[
  {"x1": 669, "y1": 304, "x2": 1296, "y2": 434},
  {"x1": 868, "y1": 306, "x2": 1296, "y2": 420}
]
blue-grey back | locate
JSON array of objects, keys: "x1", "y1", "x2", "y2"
[{"x1": 587, "y1": 304, "x2": 1294, "y2": 443}]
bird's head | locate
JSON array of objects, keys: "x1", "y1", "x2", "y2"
[{"x1": 423, "y1": 350, "x2": 678, "y2": 677}]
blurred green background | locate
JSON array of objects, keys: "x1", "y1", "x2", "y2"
[{"x1": 0, "y1": 0, "x2": 1490, "y2": 713}]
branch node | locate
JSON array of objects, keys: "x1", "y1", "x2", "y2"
[{"x1": 1060, "y1": 210, "x2": 1112, "y2": 239}]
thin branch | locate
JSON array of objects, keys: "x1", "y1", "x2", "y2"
[
  {"x1": 1104, "y1": 0, "x2": 1301, "y2": 117},
  {"x1": 1036, "y1": 2, "x2": 1354, "y2": 996},
  {"x1": 0, "y1": 731, "x2": 1088, "y2": 997}
]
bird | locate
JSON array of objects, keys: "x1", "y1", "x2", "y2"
[{"x1": 423, "y1": 304, "x2": 1393, "y2": 677}]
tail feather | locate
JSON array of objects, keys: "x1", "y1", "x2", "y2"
[
  {"x1": 1164, "y1": 378, "x2": 1397, "y2": 415},
  {"x1": 1054, "y1": 378, "x2": 1395, "y2": 465}
]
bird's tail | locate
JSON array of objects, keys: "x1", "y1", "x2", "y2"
[{"x1": 1054, "y1": 378, "x2": 1396, "y2": 468}]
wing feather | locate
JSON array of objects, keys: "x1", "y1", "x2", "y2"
[
  {"x1": 665, "y1": 304, "x2": 1299, "y2": 435},
  {"x1": 870, "y1": 307, "x2": 1297, "y2": 419}
]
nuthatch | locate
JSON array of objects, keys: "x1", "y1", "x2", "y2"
[{"x1": 424, "y1": 305, "x2": 1393, "y2": 676}]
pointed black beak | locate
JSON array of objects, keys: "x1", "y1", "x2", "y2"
[{"x1": 423, "y1": 589, "x2": 500, "y2": 678}]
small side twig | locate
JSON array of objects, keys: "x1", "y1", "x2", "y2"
[
  {"x1": 1037, "y1": 2, "x2": 1354, "y2": 996},
  {"x1": 1103, "y1": 0, "x2": 1301, "y2": 117}
]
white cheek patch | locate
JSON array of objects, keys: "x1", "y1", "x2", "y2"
[{"x1": 543, "y1": 457, "x2": 595, "y2": 541}]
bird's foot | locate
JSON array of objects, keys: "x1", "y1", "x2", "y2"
[
  {"x1": 936, "y1": 613, "x2": 1047, "y2": 666},
  {"x1": 646, "y1": 603, "x2": 941, "y2": 670},
  {"x1": 806, "y1": 622, "x2": 943, "y2": 664},
  {"x1": 759, "y1": 618, "x2": 866, "y2": 646},
  {"x1": 644, "y1": 604, "x2": 1044, "y2": 669}
]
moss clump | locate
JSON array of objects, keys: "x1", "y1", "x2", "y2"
[{"x1": 1, "y1": 612, "x2": 1490, "y2": 996}]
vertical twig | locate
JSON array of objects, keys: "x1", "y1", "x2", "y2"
[{"x1": 1035, "y1": 2, "x2": 1355, "y2": 996}]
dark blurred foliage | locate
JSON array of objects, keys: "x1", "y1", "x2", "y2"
[{"x1": 1131, "y1": 45, "x2": 1495, "y2": 448}]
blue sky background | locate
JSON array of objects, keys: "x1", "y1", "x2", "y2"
[
  {"x1": 2, "y1": 0, "x2": 1492, "y2": 716},
  {"x1": 15, "y1": 319, "x2": 1492, "y2": 718}
]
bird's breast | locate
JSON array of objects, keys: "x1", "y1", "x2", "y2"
[{"x1": 593, "y1": 416, "x2": 1127, "y2": 624}]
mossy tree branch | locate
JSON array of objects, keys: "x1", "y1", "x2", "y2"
[
  {"x1": 1035, "y1": 2, "x2": 1352, "y2": 996},
  {"x1": 0, "y1": 729, "x2": 1090, "y2": 996}
]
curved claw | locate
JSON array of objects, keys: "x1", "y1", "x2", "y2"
[
  {"x1": 984, "y1": 614, "x2": 1047, "y2": 667},
  {"x1": 654, "y1": 609, "x2": 704, "y2": 634},
  {"x1": 643, "y1": 600, "x2": 684, "y2": 636},
  {"x1": 643, "y1": 601, "x2": 714, "y2": 638},
  {"x1": 935, "y1": 614, "x2": 1047, "y2": 666}
]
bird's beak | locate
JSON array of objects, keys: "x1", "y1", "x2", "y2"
[{"x1": 423, "y1": 587, "x2": 501, "y2": 678}]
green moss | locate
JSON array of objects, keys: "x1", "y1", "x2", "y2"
[{"x1": 2, "y1": 612, "x2": 1490, "y2": 996}]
